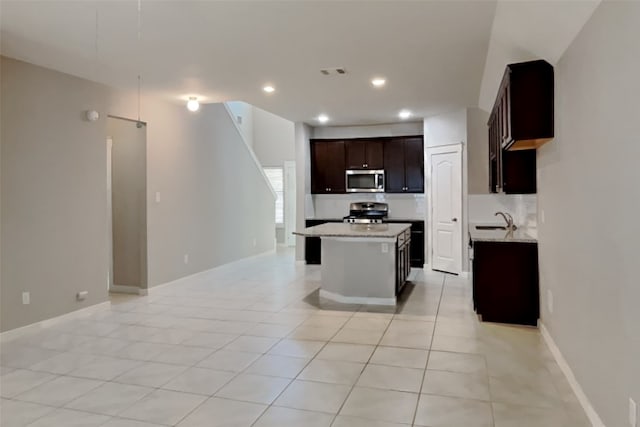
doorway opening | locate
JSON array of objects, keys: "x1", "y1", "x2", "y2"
[{"x1": 107, "y1": 116, "x2": 148, "y2": 294}]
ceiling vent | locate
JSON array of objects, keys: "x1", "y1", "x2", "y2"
[{"x1": 320, "y1": 67, "x2": 347, "y2": 76}]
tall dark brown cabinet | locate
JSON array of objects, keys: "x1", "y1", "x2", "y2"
[
  {"x1": 310, "y1": 139, "x2": 346, "y2": 194},
  {"x1": 488, "y1": 59, "x2": 554, "y2": 194},
  {"x1": 384, "y1": 137, "x2": 424, "y2": 193}
]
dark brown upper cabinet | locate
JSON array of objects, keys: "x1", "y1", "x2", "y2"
[
  {"x1": 345, "y1": 139, "x2": 384, "y2": 170},
  {"x1": 310, "y1": 139, "x2": 346, "y2": 194},
  {"x1": 488, "y1": 59, "x2": 551, "y2": 194},
  {"x1": 384, "y1": 136, "x2": 424, "y2": 193},
  {"x1": 492, "y1": 59, "x2": 554, "y2": 151},
  {"x1": 489, "y1": 113, "x2": 537, "y2": 194}
]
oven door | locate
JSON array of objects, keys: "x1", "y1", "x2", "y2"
[{"x1": 345, "y1": 170, "x2": 385, "y2": 193}]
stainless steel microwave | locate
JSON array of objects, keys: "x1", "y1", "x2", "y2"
[{"x1": 345, "y1": 169, "x2": 385, "y2": 193}]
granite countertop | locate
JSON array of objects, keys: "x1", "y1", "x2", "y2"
[
  {"x1": 469, "y1": 224, "x2": 538, "y2": 243},
  {"x1": 294, "y1": 222, "x2": 411, "y2": 238}
]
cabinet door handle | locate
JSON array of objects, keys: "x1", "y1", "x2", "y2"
[{"x1": 452, "y1": 218, "x2": 458, "y2": 222}]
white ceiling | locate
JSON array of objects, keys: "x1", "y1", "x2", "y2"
[{"x1": 0, "y1": 1, "x2": 598, "y2": 126}]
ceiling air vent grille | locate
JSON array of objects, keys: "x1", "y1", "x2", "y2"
[{"x1": 320, "y1": 67, "x2": 347, "y2": 76}]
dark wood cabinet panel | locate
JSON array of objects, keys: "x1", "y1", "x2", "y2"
[
  {"x1": 404, "y1": 137, "x2": 424, "y2": 193},
  {"x1": 345, "y1": 141, "x2": 367, "y2": 169},
  {"x1": 491, "y1": 59, "x2": 554, "y2": 152},
  {"x1": 472, "y1": 241, "x2": 539, "y2": 326},
  {"x1": 384, "y1": 137, "x2": 424, "y2": 193},
  {"x1": 387, "y1": 220, "x2": 424, "y2": 268},
  {"x1": 502, "y1": 150, "x2": 537, "y2": 194},
  {"x1": 383, "y1": 138, "x2": 405, "y2": 193},
  {"x1": 310, "y1": 139, "x2": 345, "y2": 194},
  {"x1": 311, "y1": 136, "x2": 422, "y2": 194},
  {"x1": 345, "y1": 140, "x2": 384, "y2": 169},
  {"x1": 488, "y1": 60, "x2": 549, "y2": 194},
  {"x1": 365, "y1": 140, "x2": 384, "y2": 169}
]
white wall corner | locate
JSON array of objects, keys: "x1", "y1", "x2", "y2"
[
  {"x1": 222, "y1": 102, "x2": 277, "y2": 199},
  {"x1": 539, "y1": 323, "x2": 606, "y2": 427}
]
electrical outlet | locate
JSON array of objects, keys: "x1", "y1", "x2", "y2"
[
  {"x1": 381, "y1": 243, "x2": 389, "y2": 253},
  {"x1": 547, "y1": 289, "x2": 553, "y2": 314},
  {"x1": 22, "y1": 292, "x2": 30, "y2": 305},
  {"x1": 77, "y1": 291, "x2": 89, "y2": 301},
  {"x1": 630, "y1": 397, "x2": 637, "y2": 427},
  {"x1": 183, "y1": 254, "x2": 189, "y2": 264}
]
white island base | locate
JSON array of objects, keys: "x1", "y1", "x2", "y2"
[{"x1": 320, "y1": 236, "x2": 398, "y2": 306}]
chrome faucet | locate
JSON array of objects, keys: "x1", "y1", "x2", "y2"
[{"x1": 495, "y1": 212, "x2": 517, "y2": 231}]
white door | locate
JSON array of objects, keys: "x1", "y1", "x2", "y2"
[
  {"x1": 284, "y1": 161, "x2": 296, "y2": 247},
  {"x1": 428, "y1": 144, "x2": 462, "y2": 274}
]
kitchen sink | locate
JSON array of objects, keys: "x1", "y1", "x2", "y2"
[{"x1": 475, "y1": 225, "x2": 507, "y2": 230}]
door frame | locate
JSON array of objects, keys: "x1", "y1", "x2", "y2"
[
  {"x1": 284, "y1": 160, "x2": 296, "y2": 247},
  {"x1": 426, "y1": 143, "x2": 464, "y2": 275}
]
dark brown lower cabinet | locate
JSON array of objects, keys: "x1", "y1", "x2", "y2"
[
  {"x1": 304, "y1": 220, "x2": 342, "y2": 264},
  {"x1": 472, "y1": 240, "x2": 539, "y2": 326},
  {"x1": 386, "y1": 220, "x2": 424, "y2": 268}
]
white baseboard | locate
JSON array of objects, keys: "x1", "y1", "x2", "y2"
[
  {"x1": 0, "y1": 301, "x2": 111, "y2": 344},
  {"x1": 540, "y1": 323, "x2": 606, "y2": 427},
  {"x1": 148, "y1": 248, "x2": 276, "y2": 294},
  {"x1": 110, "y1": 285, "x2": 148, "y2": 296},
  {"x1": 319, "y1": 289, "x2": 396, "y2": 306}
]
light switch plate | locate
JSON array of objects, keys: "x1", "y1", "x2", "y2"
[
  {"x1": 22, "y1": 292, "x2": 30, "y2": 305},
  {"x1": 155, "y1": 192, "x2": 161, "y2": 203}
]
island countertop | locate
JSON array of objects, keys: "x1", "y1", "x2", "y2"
[{"x1": 294, "y1": 222, "x2": 411, "y2": 238}]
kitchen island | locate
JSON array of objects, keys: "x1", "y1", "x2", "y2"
[{"x1": 295, "y1": 222, "x2": 412, "y2": 306}]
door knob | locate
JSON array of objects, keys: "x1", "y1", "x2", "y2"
[{"x1": 452, "y1": 218, "x2": 458, "y2": 222}]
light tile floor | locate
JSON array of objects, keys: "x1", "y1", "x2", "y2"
[{"x1": 1, "y1": 248, "x2": 590, "y2": 426}]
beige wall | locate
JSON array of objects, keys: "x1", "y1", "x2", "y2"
[
  {"x1": 108, "y1": 117, "x2": 147, "y2": 289},
  {"x1": 106, "y1": 92, "x2": 277, "y2": 289},
  {"x1": 537, "y1": 2, "x2": 639, "y2": 425},
  {"x1": 1, "y1": 57, "x2": 275, "y2": 332},
  {"x1": 1, "y1": 57, "x2": 110, "y2": 331},
  {"x1": 252, "y1": 107, "x2": 295, "y2": 167}
]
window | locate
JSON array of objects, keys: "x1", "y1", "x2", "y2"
[{"x1": 264, "y1": 167, "x2": 284, "y2": 225}]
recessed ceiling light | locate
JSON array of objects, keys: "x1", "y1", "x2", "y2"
[
  {"x1": 399, "y1": 110, "x2": 411, "y2": 119},
  {"x1": 263, "y1": 85, "x2": 275, "y2": 93},
  {"x1": 186, "y1": 97, "x2": 200, "y2": 112},
  {"x1": 371, "y1": 78, "x2": 386, "y2": 88},
  {"x1": 317, "y1": 114, "x2": 329, "y2": 123}
]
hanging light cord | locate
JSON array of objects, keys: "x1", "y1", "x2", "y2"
[
  {"x1": 136, "y1": 0, "x2": 142, "y2": 126},
  {"x1": 94, "y1": 9, "x2": 99, "y2": 82}
]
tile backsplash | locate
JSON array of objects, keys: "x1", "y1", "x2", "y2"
[
  {"x1": 306, "y1": 193, "x2": 536, "y2": 230},
  {"x1": 307, "y1": 193, "x2": 426, "y2": 220},
  {"x1": 468, "y1": 194, "x2": 537, "y2": 230}
]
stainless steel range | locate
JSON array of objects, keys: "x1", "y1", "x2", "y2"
[{"x1": 343, "y1": 202, "x2": 388, "y2": 224}]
